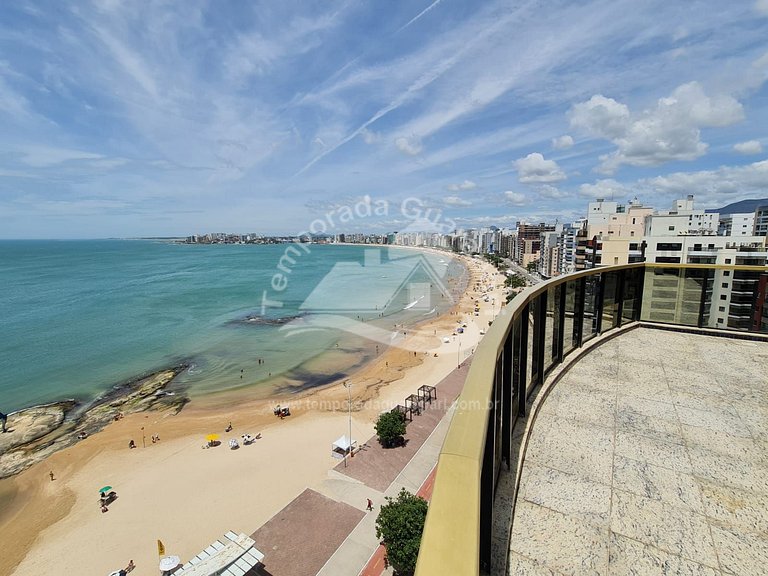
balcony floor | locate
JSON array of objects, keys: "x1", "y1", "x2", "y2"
[{"x1": 507, "y1": 328, "x2": 768, "y2": 575}]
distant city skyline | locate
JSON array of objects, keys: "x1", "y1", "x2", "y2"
[{"x1": 1, "y1": 0, "x2": 768, "y2": 239}]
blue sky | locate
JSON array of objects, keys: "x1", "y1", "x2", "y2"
[{"x1": 1, "y1": 0, "x2": 768, "y2": 238}]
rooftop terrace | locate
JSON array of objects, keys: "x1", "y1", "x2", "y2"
[{"x1": 506, "y1": 327, "x2": 768, "y2": 575}]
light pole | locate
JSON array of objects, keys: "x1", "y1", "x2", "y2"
[{"x1": 343, "y1": 381, "x2": 353, "y2": 467}]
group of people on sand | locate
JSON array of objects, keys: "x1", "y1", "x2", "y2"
[
  {"x1": 273, "y1": 405, "x2": 290, "y2": 419},
  {"x1": 115, "y1": 559, "x2": 135, "y2": 575},
  {"x1": 100, "y1": 489, "x2": 118, "y2": 513}
]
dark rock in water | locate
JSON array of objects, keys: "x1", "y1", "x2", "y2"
[
  {"x1": 0, "y1": 365, "x2": 189, "y2": 479},
  {"x1": 229, "y1": 312, "x2": 306, "y2": 326}
]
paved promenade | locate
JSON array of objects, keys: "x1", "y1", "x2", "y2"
[
  {"x1": 506, "y1": 328, "x2": 768, "y2": 575},
  {"x1": 249, "y1": 359, "x2": 472, "y2": 576}
]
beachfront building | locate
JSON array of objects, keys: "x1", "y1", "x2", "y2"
[
  {"x1": 644, "y1": 194, "x2": 719, "y2": 237},
  {"x1": 719, "y1": 211, "x2": 757, "y2": 236},
  {"x1": 513, "y1": 222, "x2": 555, "y2": 267},
  {"x1": 574, "y1": 198, "x2": 652, "y2": 269},
  {"x1": 414, "y1": 257, "x2": 768, "y2": 575}
]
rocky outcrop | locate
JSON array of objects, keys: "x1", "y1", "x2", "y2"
[{"x1": 0, "y1": 365, "x2": 188, "y2": 479}]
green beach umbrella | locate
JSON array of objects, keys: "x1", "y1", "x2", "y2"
[{"x1": 99, "y1": 485, "x2": 113, "y2": 493}]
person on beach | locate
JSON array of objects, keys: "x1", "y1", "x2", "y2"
[
  {"x1": 49, "y1": 471, "x2": 55, "y2": 481},
  {"x1": 225, "y1": 421, "x2": 232, "y2": 432},
  {"x1": 125, "y1": 559, "x2": 135, "y2": 572},
  {"x1": 0, "y1": 411, "x2": 7, "y2": 433},
  {"x1": 128, "y1": 439, "x2": 136, "y2": 449}
]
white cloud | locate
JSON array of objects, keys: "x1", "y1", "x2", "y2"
[
  {"x1": 640, "y1": 160, "x2": 768, "y2": 202},
  {"x1": 447, "y1": 179, "x2": 477, "y2": 191},
  {"x1": 733, "y1": 140, "x2": 763, "y2": 154},
  {"x1": 504, "y1": 191, "x2": 528, "y2": 205},
  {"x1": 18, "y1": 146, "x2": 104, "y2": 167},
  {"x1": 579, "y1": 179, "x2": 629, "y2": 199},
  {"x1": 443, "y1": 195, "x2": 471, "y2": 207},
  {"x1": 570, "y1": 95, "x2": 630, "y2": 139},
  {"x1": 360, "y1": 128, "x2": 380, "y2": 144},
  {"x1": 538, "y1": 184, "x2": 570, "y2": 199},
  {"x1": 395, "y1": 135, "x2": 423, "y2": 156},
  {"x1": 570, "y1": 82, "x2": 745, "y2": 174},
  {"x1": 551, "y1": 135, "x2": 574, "y2": 149},
  {"x1": 513, "y1": 152, "x2": 566, "y2": 183},
  {"x1": 756, "y1": 0, "x2": 768, "y2": 16}
]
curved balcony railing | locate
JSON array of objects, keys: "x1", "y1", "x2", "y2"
[{"x1": 415, "y1": 263, "x2": 768, "y2": 576}]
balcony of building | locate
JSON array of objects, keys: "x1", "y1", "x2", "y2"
[{"x1": 414, "y1": 263, "x2": 768, "y2": 576}]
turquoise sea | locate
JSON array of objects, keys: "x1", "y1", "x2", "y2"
[{"x1": 0, "y1": 240, "x2": 464, "y2": 413}]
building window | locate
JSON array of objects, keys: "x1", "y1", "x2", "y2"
[
  {"x1": 656, "y1": 242, "x2": 683, "y2": 251},
  {"x1": 614, "y1": 257, "x2": 619, "y2": 264},
  {"x1": 720, "y1": 295, "x2": 727, "y2": 300},
  {"x1": 668, "y1": 226, "x2": 675, "y2": 231},
  {"x1": 722, "y1": 283, "x2": 729, "y2": 288},
  {"x1": 724, "y1": 270, "x2": 730, "y2": 277},
  {"x1": 725, "y1": 258, "x2": 732, "y2": 264},
  {"x1": 717, "y1": 318, "x2": 724, "y2": 324},
  {"x1": 656, "y1": 256, "x2": 681, "y2": 263},
  {"x1": 719, "y1": 306, "x2": 726, "y2": 312}
]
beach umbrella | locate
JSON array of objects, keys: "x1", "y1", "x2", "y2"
[
  {"x1": 98, "y1": 486, "x2": 112, "y2": 493},
  {"x1": 205, "y1": 433, "x2": 219, "y2": 442},
  {"x1": 159, "y1": 555, "x2": 181, "y2": 572}
]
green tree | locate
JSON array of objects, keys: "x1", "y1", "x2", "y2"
[
  {"x1": 375, "y1": 488, "x2": 428, "y2": 575},
  {"x1": 526, "y1": 260, "x2": 538, "y2": 273},
  {"x1": 504, "y1": 274, "x2": 526, "y2": 289},
  {"x1": 375, "y1": 411, "x2": 407, "y2": 448}
]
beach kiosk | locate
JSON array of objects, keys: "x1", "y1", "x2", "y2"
[{"x1": 331, "y1": 435, "x2": 356, "y2": 459}]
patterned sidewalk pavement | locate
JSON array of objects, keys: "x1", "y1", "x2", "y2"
[{"x1": 248, "y1": 359, "x2": 471, "y2": 576}]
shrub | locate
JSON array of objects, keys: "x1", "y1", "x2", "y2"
[
  {"x1": 375, "y1": 411, "x2": 407, "y2": 448},
  {"x1": 375, "y1": 488, "x2": 428, "y2": 575}
]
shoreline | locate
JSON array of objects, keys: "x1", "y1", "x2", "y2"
[
  {"x1": 0, "y1": 244, "x2": 467, "y2": 478},
  {"x1": 0, "y1": 250, "x2": 502, "y2": 576}
]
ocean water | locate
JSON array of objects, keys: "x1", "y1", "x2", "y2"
[{"x1": 0, "y1": 240, "x2": 464, "y2": 413}]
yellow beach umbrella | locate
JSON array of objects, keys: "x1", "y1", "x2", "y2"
[{"x1": 205, "y1": 433, "x2": 219, "y2": 442}]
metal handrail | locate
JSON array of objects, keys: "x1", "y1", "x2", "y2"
[{"x1": 414, "y1": 262, "x2": 768, "y2": 576}]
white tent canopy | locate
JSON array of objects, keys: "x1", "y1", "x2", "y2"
[{"x1": 331, "y1": 435, "x2": 356, "y2": 458}]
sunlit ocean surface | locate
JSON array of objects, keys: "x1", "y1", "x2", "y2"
[{"x1": 0, "y1": 240, "x2": 464, "y2": 412}]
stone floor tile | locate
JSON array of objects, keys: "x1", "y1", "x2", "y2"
[
  {"x1": 613, "y1": 456, "x2": 704, "y2": 514},
  {"x1": 519, "y1": 463, "x2": 611, "y2": 528},
  {"x1": 688, "y1": 447, "x2": 768, "y2": 495},
  {"x1": 608, "y1": 532, "x2": 721, "y2": 576},
  {"x1": 610, "y1": 489, "x2": 718, "y2": 569},
  {"x1": 525, "y1": 417, "x2": 614, "y2": 485},
  {"x1": 710, "y1": 524, "x2": 768, "y2": 576},
  {"x1": 507, "y1": 551, "x2": 560, "y2": 575},
  {"x1": 698, "y1": 479, "x2": 768, "y2": 535},
  {"x1": 509, "y1": 500, "x2": 609, "y2": 576},
  {"x1": 675, "y1": 405, "x2": 752, "y2": 438},
  {"x1": 615, "y1": 431, "x2": 692, "y2": 474}
]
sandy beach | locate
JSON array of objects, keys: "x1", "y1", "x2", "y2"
[{"x1": 0, "y1": 252, "x2": 506, "y2": 576}]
